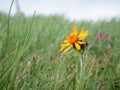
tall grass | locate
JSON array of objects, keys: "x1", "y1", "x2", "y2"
[{"x1": 0, "y1": 4, "x2": 120, "y2": 90}]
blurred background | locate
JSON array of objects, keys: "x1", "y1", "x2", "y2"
[{"x1": 0, "y1": 0, "x2": 120, "y2": 21}]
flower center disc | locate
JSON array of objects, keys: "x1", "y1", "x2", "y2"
[{"x1": 68, "y1": 34, "x2": 78, "y2": 44}]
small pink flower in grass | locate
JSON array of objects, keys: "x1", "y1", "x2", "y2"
[
  {"x1": 94, "y1": 31, "x2": 104, "y2": 41},
  {"x1": 94, "y1": 31, "x2": 110, "y2": 42}
]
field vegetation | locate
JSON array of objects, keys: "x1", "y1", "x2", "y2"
[{"x1": 0, "y1": 12, "x2": 120, "y2": 90}]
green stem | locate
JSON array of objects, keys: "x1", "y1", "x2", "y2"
[{"x1": 6, "y1": 0, "x2": 14, "y2": 57}]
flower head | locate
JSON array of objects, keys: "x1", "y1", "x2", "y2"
[
  {"x1": 94, "y1": 31, "x2": 110, "y2": 42},
  {"x1": 94, "y1": 31, "x2": 104, "y2": 41},
  {"x1": 60, "y1": 25, "x2": 88, "y2": 52}
]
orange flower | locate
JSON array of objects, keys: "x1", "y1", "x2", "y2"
[{"x1": 60, "y1": 25, "x2": 88, "y2": 52}]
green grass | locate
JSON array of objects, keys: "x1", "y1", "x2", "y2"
[{"x1": 0, "y1": 11, "x2": 120, "y2": 90}]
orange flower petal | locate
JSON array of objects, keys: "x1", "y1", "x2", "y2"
[
  {"x1": 73, "y1": 25, "x2": 78, "y2": 34},
  {"x1": 60, "y1": 43, "x2": 71, "y2": 51},
  {"x1": 75, "y1": 43, "x2": 81, "y2": 50},
  {"x1": 79, "y1": 27, "x2": 84, "y2": 35},
  {"x1": 77, "y1": 41, "x2": 86, "y2": 44},
  {"x1": 63, "y1": 45, "x2": 72, "y2": 52},
  {"x1": 78, "y1": 31, "x2": 88, "y2": 40}
]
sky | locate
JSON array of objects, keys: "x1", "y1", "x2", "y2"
[{"x1": 0, "y1": 0, "x2": 120, "y2": 21}]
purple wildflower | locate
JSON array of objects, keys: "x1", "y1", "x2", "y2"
[
  {"x1": 94, "y1": 31, "x2": 110, "y2": 42},
  {"x1": 94, "y1": 31, "x2": 104, "y2": 41}
]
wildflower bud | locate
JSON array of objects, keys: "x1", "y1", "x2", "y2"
[
  {"x1": 107, "y1": 45, "x2": 111, "y2": 63},
  {"x1": 27, "y1": 61, "x2": 31, "y2": 73}
]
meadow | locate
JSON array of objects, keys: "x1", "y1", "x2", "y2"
[{"x1": 0, "y1": 12, "x2": 120, "y2": 90}]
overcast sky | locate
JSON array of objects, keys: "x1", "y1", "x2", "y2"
[{"x1": 0, "y1": 0, "x2": 120, "y2": 21}]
